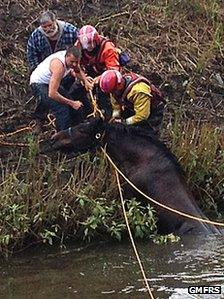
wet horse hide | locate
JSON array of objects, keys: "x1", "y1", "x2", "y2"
[{"x1": 41, "y1": 118, "x2": 221, "y2": 236}]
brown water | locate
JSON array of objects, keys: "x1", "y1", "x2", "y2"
[{"x1": 0, "y1": 235, "x2": 224, "y2": 299}]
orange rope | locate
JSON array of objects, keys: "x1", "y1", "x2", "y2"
[
  {"x1": 44, "y1": 113, "x2": 56, "y2": 128},
  {"x1": 0, "y1": 141, "x2": 28, "y2": 147},
  {"x1": 115, "y1": 169, "x2": 155, "y2": 299},
  {"x1": 0, "y1": 121, "x2": 36, "y2": 138}
]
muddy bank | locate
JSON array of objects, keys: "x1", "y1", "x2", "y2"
[{"x1": 0, "y1": 1, "x2": 223, "y2": 120}]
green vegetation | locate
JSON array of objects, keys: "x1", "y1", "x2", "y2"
[
  {"x1": 169, "y1": 112, "x2": 224, "y2": 217},
  {"x1": 0, "y1": 148, "x2": 158, "y2": 257}
]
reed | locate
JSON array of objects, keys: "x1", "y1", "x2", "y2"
[
  {"x1": 169, "y1": 112, "x2": 224, "y2": 217},
  {"x1": 0, "y1": 148, "x2": 157, "y2": 256}
]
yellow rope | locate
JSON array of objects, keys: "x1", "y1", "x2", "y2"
[
  {"x1": 101, "y1": 147, "x2": 224, "y2": 227},
  {"x1": 44, "y1": 113, "x2": 56, "y2": 128},
  {"x1": 88, "y1": 90, "x2": 105, "y2": 119},
  {"x1": 115, "y1": 169, "x2": 155, "y2": 299}
]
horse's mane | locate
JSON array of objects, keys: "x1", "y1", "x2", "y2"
[
  {"x1": 107, "y1": 122, "x2": 156, "y2": 138},
  {"x1": 105, "y1": 122, "x2": 185, "y2": 176}
]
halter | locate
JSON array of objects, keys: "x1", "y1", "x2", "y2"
[
  {"x1": 94, "y1": 130, "x2": 106, "y2": 145},
  {"x1": 67, "y1": 127, "x2": 73, "y2": 138},
  {"x1": 67, "y1": 126, "x2": 106, "y2": 147}
]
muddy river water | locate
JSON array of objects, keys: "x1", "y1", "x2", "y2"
[{"x1": 1, "y1": 235, "x2": 224, "y2": 299}]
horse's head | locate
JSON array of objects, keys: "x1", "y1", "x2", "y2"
[{"x1": 40, "y1": 117, "x2": 105, "y2": 154}]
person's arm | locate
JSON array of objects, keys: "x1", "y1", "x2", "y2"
[
  {"x1": 27, "y1": 35, "x2": 39, "y2": 71},
  {"x1": 103, "y1": 48, "x2": 120, "y2": 71},
  {"x1": 72, "y1": 40, "x2": 94, "y2": 91},
  {"x1": 75, "y1": 64, "x2": 94, "y2": 91},
  {"x1": 94, "y1": 44, "x2": 120, "y2": 85},
  {"x1": 49, "y1": 59, "x2": 83, "y2": 110},
  {"x1": 111, "y1": 95, "x2": 122, "y2": 118},
  {"x1": 126, "y1": 92, "x2": 151, "y2": 124}
]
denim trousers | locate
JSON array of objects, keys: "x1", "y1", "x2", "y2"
[{"x1": 31, "y1": 83, "x2": 83, "y2": 131}]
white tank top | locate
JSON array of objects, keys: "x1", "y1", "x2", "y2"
[{"x1": 30, "y1": 50, "x2": 71, "y2": 84}]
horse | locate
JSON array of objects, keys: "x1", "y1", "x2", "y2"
[{"x1": 41, "y1": 118, "x2": 221, "y2": 236}]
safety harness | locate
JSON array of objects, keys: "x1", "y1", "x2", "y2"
[
  {"x1": 81, "y1": 37, "x2": 117, "y2": 76},
  {"x1": 120, "y1": 72, "x2": 165, "y2": 107}
]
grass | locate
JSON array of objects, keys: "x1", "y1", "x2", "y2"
[
  {"x1": 169, "y1": 111, "x2": 224, "y2": 217},
  {"x1": 0, "y1": 0, "x2": 223, "y2": 256},
  {"x1": 0, "y1": 148, "x2": 158, "y2": 257}
]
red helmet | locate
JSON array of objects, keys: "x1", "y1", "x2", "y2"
[
  {"x1": 99, "y1": 70, "x2": 123, "y2": 93},
  {"x1": 78, "y1": 25, "x2": 100, "y2": 50}
]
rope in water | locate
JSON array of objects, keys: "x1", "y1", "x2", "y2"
[
  {"x1": 88, "y1": 92, "x2": 154, "y2": 297},
  {"x1": 115, "y1": 169, "x2": 155, "y2": 298},
  {"x1": 101, "y1": 147, "x2": 224, "y2": 227}
]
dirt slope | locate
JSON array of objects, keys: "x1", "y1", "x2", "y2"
[{"x1": 0, "y1": 0, "x2": 223, "y2": 148}]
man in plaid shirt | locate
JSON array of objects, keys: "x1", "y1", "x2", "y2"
[
  {"x1": 27, "y1": 10, "x2": 79, "y2": 71},
  {"x1": 27, "y1": 11, "x2": 79, "y2": 121}
]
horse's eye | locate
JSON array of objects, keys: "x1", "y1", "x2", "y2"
[{"x1": 95, "y1": 133, "x2": 101, "y2": 139}]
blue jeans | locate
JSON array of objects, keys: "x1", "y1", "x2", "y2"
[{"x1": 31, "y1": 83, "x2": 83, "y2": 131}]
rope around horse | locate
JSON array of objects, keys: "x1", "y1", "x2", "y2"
[
  {"x1": 87, "y1": 92, "x2": 155, "y2": 298},
  {"x1": 101, "y1": 147, "x2": 224, "y2": 228},
  {"x1": 115, "y1": 169, "x2": 155, "y2": 299}
]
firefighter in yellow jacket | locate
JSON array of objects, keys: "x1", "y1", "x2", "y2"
[{"x1": 99, "y1": 70, "x2": 165, "y2": 134}]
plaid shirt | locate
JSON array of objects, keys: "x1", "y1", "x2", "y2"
[{"x1": 27, "y1": 20, "x2": 78, "y2": 71}]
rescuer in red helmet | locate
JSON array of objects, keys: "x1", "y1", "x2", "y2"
[
  {"x1": 99, "y1": 70, "x2": 165, "y2": 134},
  {"x1": 68, "y1": 25, "x2": 124, "y2": 121},
  {"x1": 76, "y1": 25, "x2": 121, "y2": 89}
]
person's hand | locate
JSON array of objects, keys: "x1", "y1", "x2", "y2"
[
  {"x1": 84, "y1": 76, "x2": 94, "y2": 91},
  {"x1": 93, "y1": 76, "x2": 99, "y2": 85},
  {"x1": 70, "y1": 69, "x2": 77, "y2": 78},
  {"x1": 69, "y1": 100, "x2": 83, "y2": 110},
  {"x1": 113, "y1": 118, "x2": 122, "y2": 123}
]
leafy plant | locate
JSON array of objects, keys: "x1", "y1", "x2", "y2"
[{"x1": 152, "y1": 233, "x2": 180, "y2": 244}]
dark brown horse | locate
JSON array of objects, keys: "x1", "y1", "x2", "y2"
[{"x1": 42, "y1": 118, "x2": 221, "y2": 235}]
